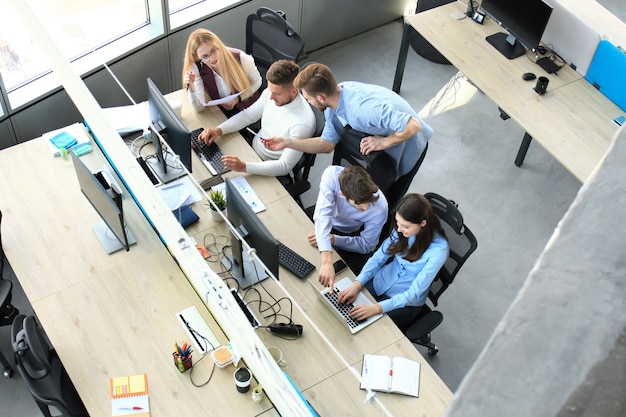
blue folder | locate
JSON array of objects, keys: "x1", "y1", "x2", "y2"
[{"x1": 585, "y1": 40, "x2": 626, "y2": 112}]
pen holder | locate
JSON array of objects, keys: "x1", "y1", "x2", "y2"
[{"x1": 173, "y1": 353, "x2": 192, "y2": 373}]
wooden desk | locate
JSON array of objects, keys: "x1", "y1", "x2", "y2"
[
  {"x1": 1, "y1": 93, "x2": 452, "y2": 416},
  {"x1": 0, "y1": 138, "x2": 272, "y2": 416},
  {"x1": 176, "y1": 99, "x2": 452, "y2": 416},
  {"x1": 393, "y1": 1, "x2": 623, "y2": 183}
]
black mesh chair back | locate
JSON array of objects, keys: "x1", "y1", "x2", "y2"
[
  {"x1": 425, "y1": 192, "x2": 478, "y2": 306},
  {"x1": 12, "y1": 315, "x2": 89, "y2": 417},
  {"x1": 245, "y1": 7, "x2": 305, "y2": 85},
  {"x1": 332, "y1": 125, "x2": 397, "y2": 195}
]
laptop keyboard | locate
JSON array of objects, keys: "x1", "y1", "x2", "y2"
[
  {"x1": 190, "y1": 128, "x2": 229, "y2": 176},
  {"x1": 323, "y1": 289, "x2": 364, "y2": 330},
  {"x1": 278, "y1": 243, "x2": 316, "y2": 279}
]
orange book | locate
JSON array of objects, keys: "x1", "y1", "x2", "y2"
[{"x1": 110, "y1": 373, "x2": 150, "y2": 416}]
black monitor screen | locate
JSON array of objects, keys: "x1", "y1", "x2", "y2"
[
  {"x1": 71, "y1": 152, "x2": 131, "y2": 252},
  {"x1": 147, "y1": 78, "x2": 192, "y2": 173},
  {"x1": 481, "y1": 0, "x2": 553, "y2": 59},
  {"x1": 224, "y1": 178, "x2": 279, "y2": 289}
]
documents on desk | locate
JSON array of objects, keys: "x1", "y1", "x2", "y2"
[
  {"x1": 102, "y1": 102, "x2": 148, "y2": 135},
  {"x1": 156, "y1": 176, "x2": 202, "y2": 210},
  {"x1": 211, "y1": 176, "x2": 266, "y2": 213}
]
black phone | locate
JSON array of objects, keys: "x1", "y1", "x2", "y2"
[{"x1": 333, "y1": 259, "x2": 348, "y2": 274}]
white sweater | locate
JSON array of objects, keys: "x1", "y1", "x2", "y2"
[{"x1": 218, "y1": 89, "x2": 316, "y2": 176}]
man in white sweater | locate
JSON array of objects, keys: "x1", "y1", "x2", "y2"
[{"x1": 198, "y1": 60, "x2": 316, "y2": 176}]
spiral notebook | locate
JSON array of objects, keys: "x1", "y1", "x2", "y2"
[{"x1": 110, "y1": 373, "x2": 150, "y2": 416}]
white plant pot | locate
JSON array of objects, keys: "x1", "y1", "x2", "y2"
[{"x1": 211, "y1": 208, "x2": 226, "y2": 222}]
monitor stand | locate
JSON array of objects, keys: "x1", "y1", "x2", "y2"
[
  {"x1": 222, "y1": 252, "x2": 269, "y2": 290},
  {"x1": 92, "y1": 222, "x2": 137, "y2": 254},
  {"x1": 146, "y1": 152, "x2": 186, "y2": 184},
  {"x1": 486, "y1": 32, "x2": 525, "y2": 59}
]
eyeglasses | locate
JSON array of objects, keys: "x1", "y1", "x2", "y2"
[{"x1": 199, "y1": 48, "x2": 219, "y2": 62}]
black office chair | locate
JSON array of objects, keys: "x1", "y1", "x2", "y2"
[
  {"x1": 403, "y1": 193, "x2": 477, "y2": 356},
  {"x1": 12, "y1": 314, "x2": 89, "y2": 417},
  {"x1": 245, "y1": 7, "x2": 305, "y2": 88},
  {"x1": 331, "y1": 125, "x2": 398, "y2": 197},
  {"x1": 1, "y1": 210, "x2": 20, "y2": 378},
  {"x1": 280, "y1": 102, "x2": 325, "y2": 208}
]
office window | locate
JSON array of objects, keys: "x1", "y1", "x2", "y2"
[
  {"x1": 1, "y1": 0, "x2": 163, "y2": 110},
  {"x1": 1, "y1": 1, "x2": 147, "y2": 92}
]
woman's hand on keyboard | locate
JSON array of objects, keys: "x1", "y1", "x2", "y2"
[
  {"x1": 199, "y1": 127, "x2": 222, "y2": 144},
  {"x1": 338, "y1": 283, "x2": 360, "y2": 305},
  {"x1": 349, "y1": 303, "x2": 379, "y2": 321}
]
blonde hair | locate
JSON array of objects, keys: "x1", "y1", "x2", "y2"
[{"x1": 182, "y1": 29, "x2": 252, "y2": 99}]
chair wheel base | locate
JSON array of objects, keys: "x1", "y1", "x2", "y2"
[{"x1": 3, "y1": 367, "x2": 14, "y2": 378}]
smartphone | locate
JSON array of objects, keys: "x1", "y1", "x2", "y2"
[{"x1": 333, "y1": 259, "x2": 348, "y2": 274}]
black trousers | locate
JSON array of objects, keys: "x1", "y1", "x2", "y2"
[{"x1": 385, "y1": 143, "x2": 429, "y2": 210}]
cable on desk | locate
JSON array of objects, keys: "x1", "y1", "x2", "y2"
[{"x1": 187, "y1": 325, "x2": 217, "y2": 387}]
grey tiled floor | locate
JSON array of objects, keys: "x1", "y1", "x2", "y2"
[{"x1": 1, "y1": 1, "x2": 624, "y2": 415}]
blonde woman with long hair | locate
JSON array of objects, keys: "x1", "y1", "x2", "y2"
[{"x1": 182, "y1": 29, "x2": 262, "y2": 116}]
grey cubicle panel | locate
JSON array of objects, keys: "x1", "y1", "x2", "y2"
[
  {"x1": 12, "y1": 90, "x2": 81, "y2": 144},
  {"x1": 84, "y1": 39, "x2": 171, "y2": 106},
  {"x1": 0, "y1": 119, "x2": 17, "y2": 150},
  {"x1": 301, "y1": 0, "x2": 407, "y2": 52}
]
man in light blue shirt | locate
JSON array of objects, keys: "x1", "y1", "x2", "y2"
[
  {"x1": 309, "y1": 165, "x2": 388, "y2": 289},
  {"x1": 263, "y1": 63, "x2": 433, "y2": 207}
]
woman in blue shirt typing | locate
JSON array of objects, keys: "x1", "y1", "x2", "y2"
[{"x1": 338, "y1": 193, "x2": 449, "y2": 330}]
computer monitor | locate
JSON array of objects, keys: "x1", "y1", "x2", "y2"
[
  {"x1": 221, "y1": 178, "x2": 279, "y2": 289},
  {"x1": 146, "y1": 77, "x2": 191, "y2": 183},
  {"x1": 480, "y1": 0, "x2": 553, "y2": 59},
  {"x1": 70, "y1": 152, "x2": 136, "y2": 253}
]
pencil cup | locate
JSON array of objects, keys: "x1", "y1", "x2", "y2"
[
  {"x1": 173, "y1": 353, "x2": 192, "y2": 373},
  {"x1": 234, "y1": 367, "x2": 252, "y2": 393}
]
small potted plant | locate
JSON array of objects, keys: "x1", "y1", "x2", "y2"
[{"x1": 208, "y1": 189, "x2": 227, "y2": 222}]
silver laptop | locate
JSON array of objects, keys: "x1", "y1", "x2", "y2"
[
  {"x1": 309, "y1": 277, "x2": 383, "y2": 334},
  {"x1": 541, "y1": 1, "x2": 601, "y2": 76}
]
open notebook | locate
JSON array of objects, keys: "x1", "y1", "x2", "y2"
[
  {"x1": 110, "y1": 373, "x2": 150, "y2": 416},
  {"x1": 309, "y1": 277, "x2": 383, "y2": 334}
]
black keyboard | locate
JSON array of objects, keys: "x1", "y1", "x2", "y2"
[
  {"x1": 190, "y1": 128, "x2": 229, "y2": 175},
  {"x1": 278, "y1": 243, "x2": 316, "y2": 279},
  {"x1": 324, "y1": 289, "x2": 364, "y2": 329}
]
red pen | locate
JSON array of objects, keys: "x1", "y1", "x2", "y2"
[{"x1": 118, "y1": 406, "x2": 143, "y2": 410}]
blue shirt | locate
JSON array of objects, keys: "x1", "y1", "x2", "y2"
[
  {"x1": 322, "y1": 81, "x2": 433, "y2": 177},
  {"x1": 356, "y1": 231, "x2": 449, "y2": 312},
  {"x1": 313, "y1": 166, "x2": 388, "y2": 254}
]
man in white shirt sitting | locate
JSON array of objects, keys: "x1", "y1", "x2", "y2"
[
  {"x1": 198, "y1": 60, "x2": 316, "y2": 177},
  {"x1": 309, "y1": 165, "x2": 389, "y2": 288}
]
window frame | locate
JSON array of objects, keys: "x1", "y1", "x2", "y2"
[{"x1": 3, "y1": 0, "x2": 246, "y2": 112}]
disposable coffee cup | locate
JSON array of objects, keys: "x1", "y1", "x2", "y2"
[
  {"x1": 534, "y1": 76, "x2": 549, "y2": 95},
  {"x1": 234, "y1": 367, "x2": 251, "y2": 393}
]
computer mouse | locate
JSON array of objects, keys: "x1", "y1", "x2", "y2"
[{"x1": 522, "y1": 72, "x2": 537, "y2": 81}]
